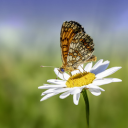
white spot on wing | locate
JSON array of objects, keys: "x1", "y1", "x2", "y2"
[{"x1": 76, "y1": 56, "x2": 80, "y2": 61}]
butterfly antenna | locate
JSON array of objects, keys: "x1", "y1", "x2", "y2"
[{"x1": 40, "y1": 65, "x2": 55, "y2": 68}]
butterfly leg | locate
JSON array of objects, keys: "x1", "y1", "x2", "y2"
[
  {"x1": 78, "y1": 69, "x2": 84, "y2": 76},
  {"x1": 68, "y1": 72, "x2": 75, "y2": 85},
  {"x1": 68, "y1": 71, "x2": 72, "y2": 77},
  {"x1": 63, "y1": 73, "x2": 67, "y2": 81},
  {"x1": 79, "y1": 65, "x2": 87, "y2": 73}
]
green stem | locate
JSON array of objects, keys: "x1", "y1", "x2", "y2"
[{"x1": 82, "y1": 89, "x2": 89, "y2": 128}]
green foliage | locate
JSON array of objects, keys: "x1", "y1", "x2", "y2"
[{"x1": 0, "y1": 47, "x2": 127, "y2": 128}]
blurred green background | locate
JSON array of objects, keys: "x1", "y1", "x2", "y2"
[{"x1": 0, "y1": 0, "x2": 128, "y2": 128}]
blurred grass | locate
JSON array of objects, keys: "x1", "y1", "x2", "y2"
[{"x1": 0, "y1": 46, "x2": 128, "y2": 128}]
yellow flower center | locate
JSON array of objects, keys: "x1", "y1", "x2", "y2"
[{"x1": 66, "y1": 72, "x2": 95, "y2": 88}]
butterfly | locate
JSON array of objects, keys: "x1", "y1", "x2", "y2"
[{"x1": 58, "y1": 21, "x2": 97, "y2": 75}]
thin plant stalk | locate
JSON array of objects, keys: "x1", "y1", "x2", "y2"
[{"x1": 82, "y1": 89, "x2": 89, "y2": 128}]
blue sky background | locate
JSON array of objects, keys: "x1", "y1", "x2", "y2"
[{"x1": 0, "y1": 0, "x2": 128, "y2": 49}]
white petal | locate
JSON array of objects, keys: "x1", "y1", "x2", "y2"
[
  {"x1": 41, "y1": 88, "x2": 55, "y2": 96},
  {"x1": 40, "y1": 88, "x2": 69, "y2": 101},
  {"x1": 96, "y1": 67, "x2": 122, "y2": 79},
  {"x1": 84, "y1": 62, "x2": 92, "y2": 72},
  {"x1": 112, "y1": 78, "x2": 122, "y2": 82},
  {"x1": 78, "y1": 64, "x2": 84, "y2": 73},
  {"x1": 91, "y1": 59, "x2": 103, "y2": 70},
  {"x1": 71, "y1": 70, "x2": 80, "y2": 75},
  {"x1": 90, "y1": 61, "x2": 110, "y2": 75},
  {"x1": 47, "y1": 79, "x2": 66, "y2": 84},
  {"x1": 70, "y1": 87, "x2": 82, "y2": 95},
  {"x1": 93, "y1": 79, "x2": 113, "y2": 86},
  {"x1": 54, "y1": 68, "x2": 60, "y2": 76},
  {"x1": 40, "y1": 88, "x2": 71, "y2": 101},
  {"x1": 89, "y1": 88, "x2": 101, "y2": 96},
  {"x1": 86, "y1": 84, "x2": 105, "y2": 91},
  {"x1": 59, "y1": 91, "x2": 70, "y2": 99},
  {"x1": 54, "y1": 68, "x2": 70, "y2": 80},
  {"x1": 38, "y1": 84, "x2": 66, "y2": 89},
  {"x1": 54, "y1": 88, "x2": 70, "y2": 93},
  {"x1": 102, "y1": 60, "x2": 110, "y2": 64},
  {"x1": 63, "y1": 73, "x2": 70, "y2": 80},
  {"x1": 73, "y1": 93, "x2": 80, "y2": 105},
  {"x1": 40, "y1": 93, "x2": 56, "y2": 101},
  {"x1": 93, "y1": 78, "x2": 122, "y2": 86}
]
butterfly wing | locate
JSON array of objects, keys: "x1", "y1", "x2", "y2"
[
  {"x1": 66, "y1": 32, "x2": 95, "y2": 69},
  {"x1": 60, "y1": 21, "x2": 85, "y2": 66}
]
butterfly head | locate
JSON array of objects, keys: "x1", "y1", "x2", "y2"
[{"x1": 58, "y1": 67, "x2": 65, "y2": 74}]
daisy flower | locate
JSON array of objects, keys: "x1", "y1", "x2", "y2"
[{"x1": 38, "y1": 59, "x2": 122, "y2": 105}]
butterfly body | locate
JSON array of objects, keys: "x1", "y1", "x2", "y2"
[{"x1": 59, "y1": 21, "x2": 96, "y2": 74}]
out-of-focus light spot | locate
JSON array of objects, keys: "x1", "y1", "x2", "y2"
[{"x1": 0, "y1": 19, "x2": 25, "y2": 47}]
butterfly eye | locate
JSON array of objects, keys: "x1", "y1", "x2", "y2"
[{"x1": 61, "y1": 68, "x2": 65, "y2": 72}]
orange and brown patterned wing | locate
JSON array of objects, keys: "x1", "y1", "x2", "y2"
[
  {"x1": 60, "y1": 21, "x2": 85, "y2": 66},
  {"x1": 66, "y1": 32, "x2": 95, "y2": 69}
]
